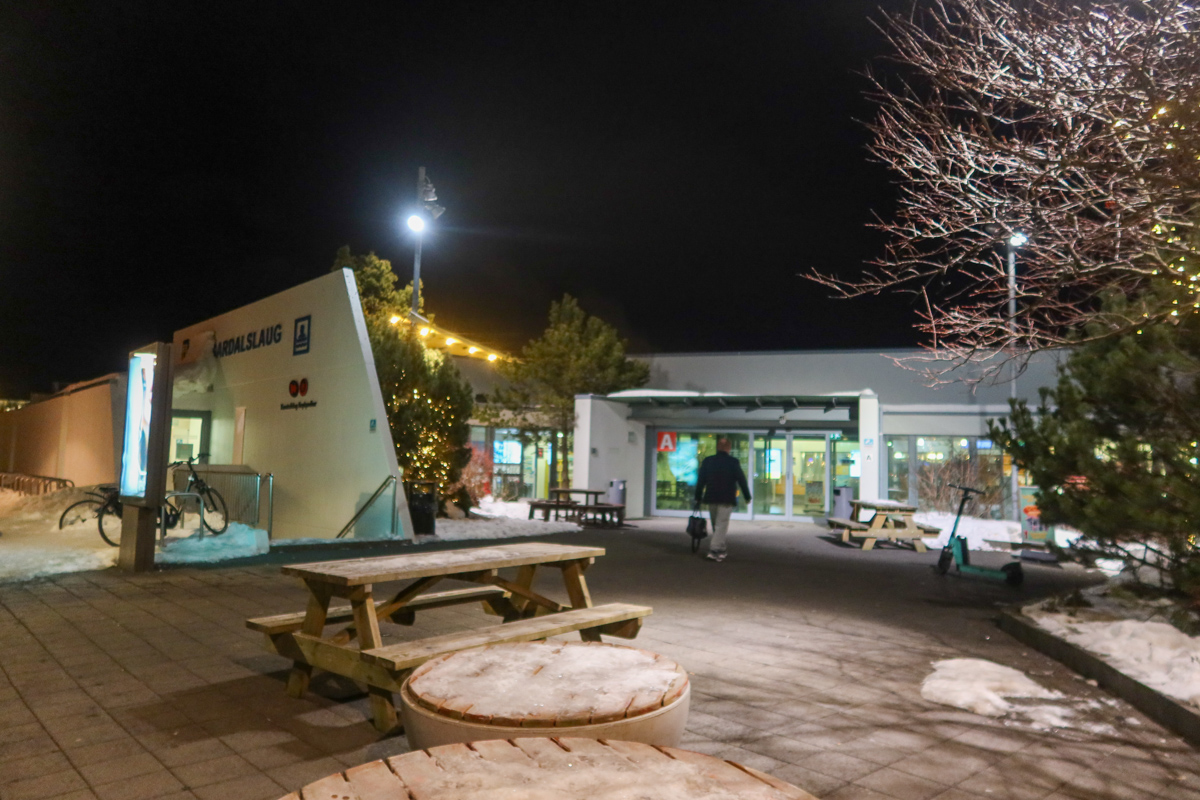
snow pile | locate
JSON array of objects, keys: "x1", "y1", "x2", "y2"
[
  {"x1": 156, "y1": 522, "x2": 270, "y2": 564},
  {"x1": 0, "y1": 487, "x2": 119, "y2": 582},
  {"x1": 411, "y1": 642, "x2": 682, "y2": 721},
  {"x1": 922, "y1": 658, "x2": 1062, "y2": 717},
  {"x1": 427, "y1": 498, "x2": 581, "y2": 541},
  {"x1": 914, "y1": 512, "x2": 1083, "y2": 551},
  {"x1": 1029, "y1": 609, "x2": 1200, "y2": 710}
]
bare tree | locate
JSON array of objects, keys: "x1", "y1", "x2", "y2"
[{"x1": 812, "y1": 0, "x2": 1200, "y2": 383}]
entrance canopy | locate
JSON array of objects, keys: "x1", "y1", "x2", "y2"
[{"x1": 606, "y1": 389, "x2": 860, "y2": 425}]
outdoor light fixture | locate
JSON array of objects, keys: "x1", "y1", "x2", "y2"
[
  {"x1": 419, "y1": 327, "x2": 430, "y2": 336},
  {"x1": 1009, "y1": 232, "x2": 1028, "y2": 247},
  {"x1": 468, "y1": 346, "x2": 479, "y2": 354},
  {"x1": 389, "y1": 315, "x2": 401, "y2": 325},
  {"x1": 445, "y1": 337, "x2": 457, "y2": 346},
  {"x1": 487, "y1": 354, "x2": 497, "y2": 362},
  {"x1": 407, "y1": 214, "x2": 426, "y2": 232}
]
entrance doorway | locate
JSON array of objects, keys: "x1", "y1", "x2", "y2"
[{"x1": 752, "y1": 434, "x2": 828, "y2": 518}]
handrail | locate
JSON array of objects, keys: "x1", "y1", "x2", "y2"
[
  {"x1": 335, "y1": 475, "x2": 398, "y2": 539},
  {"x1": 0, "y1": 473, "x2": 75, "y2": 496}
]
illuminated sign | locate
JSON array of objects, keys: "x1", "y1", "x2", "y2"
[
  {"x1": 656, "y1": 431, "x2": 677, "y2": 452},
  {"x1": 119, "y1": 353, "x2": 157, "y2": 499}
]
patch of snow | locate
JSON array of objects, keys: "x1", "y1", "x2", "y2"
[
  {"x1": 156, "y1": 522, "x2": 270, "y2": 564},
  {"x1": 0, "y1": 487, "x2": 119, "y2": 582},
  {"x1": 411, "y1": 642, "x2": 682, "y2": 721},
  {"x1": 914, "y1": 512, "x2": 1083, "y2": 551},
  {"x1": 1028, "y1": 608, "x2": 1200, "y2": 711}
]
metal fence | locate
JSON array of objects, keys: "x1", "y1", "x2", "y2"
[
  {"x1": 0, "y1": 473, "x2": 75, "y2": 496},
  {"x1": 170, "y1": 466, "x2": 274, "y2": 535}
]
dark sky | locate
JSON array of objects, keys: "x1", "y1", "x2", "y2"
[{"x1": 0, "y1": 0, "x2": 919, "y2": 398}]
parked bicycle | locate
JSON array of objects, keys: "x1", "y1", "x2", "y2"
[
  {"x1": 57, "y1": 455, "x2": 230, "y2": 545},
  {"x1": 58, "y1": 484, "x2": 123, "y2": 546},
  {"x1": 168, "y1": 454, "x2": 229, "y2": 535}
]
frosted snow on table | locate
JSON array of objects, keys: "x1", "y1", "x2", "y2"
[{"x1": 410, "y1": 642, "x2": 686, "y2": 724}]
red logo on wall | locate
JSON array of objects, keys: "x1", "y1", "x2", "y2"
[
  {"x1": 657, "y1": 431, "x2": 677, "y2": 452},
  {"x1": 299, "y1": 378, "x2": 309, "y2": 396},
  {"x1": 288, "y1": 379, "x2": 310, "y2": 398}
]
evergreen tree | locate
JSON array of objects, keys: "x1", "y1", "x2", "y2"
[
  {"x1": 483, "y1": 295, "x2": 649, "y2": 489},
  {"x1": 992, "y1": 291, "x2": 1200, "y2": 592},
  {"x1": 332, "y1": 247, "x2": 473, "y2": 495}
]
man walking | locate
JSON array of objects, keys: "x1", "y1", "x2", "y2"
[{"x1": 694, "y1": 437, "x2": 751, "y2": 562}]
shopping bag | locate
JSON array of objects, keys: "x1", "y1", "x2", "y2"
[{"x1": 686, "y1": 507, "x2": 708, "y2": 553}]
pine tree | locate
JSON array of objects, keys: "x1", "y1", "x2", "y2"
[
  {"x1": 332, "y1": 247, "x2": 474, "y2": 495},
  {"x1": 992, "y1": 291, "x2": 1200, "y2": 593},
  {"x1": 483, "y1": 295, "x2": 649, "y2": 489}
]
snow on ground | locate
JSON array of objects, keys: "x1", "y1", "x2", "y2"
[
  {"x1": 1026, "y1": 587, "x2": 1200, "y2": 711},
  {"x1": 921, "y1": 658, "x2": 1113, "y2": 733},
  {"x1": 914, "y1": 512, "x2": 1084, "y2": 552},
  {"x1": 156, "y1": 522, "x2": 270, "y2": 564},
  {"x1": 0, "y1": 487, "x2": 119, "y2": 582}
]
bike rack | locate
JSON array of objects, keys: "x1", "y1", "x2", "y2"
[{"x1": 160, "y1": 491, "x2": 206, "y2": 544}]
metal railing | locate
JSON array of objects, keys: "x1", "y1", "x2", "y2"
[
  {"x1": 170, "y1": 466, "x2": 274, "y2": 537},
  {"x1": 336, "y1": 475, "x2": 399, "y2": 539},
  {"x1": 0, "y1": 473, "x2": 75, "y2": 496}
]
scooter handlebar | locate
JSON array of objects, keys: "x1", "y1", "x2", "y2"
[{"x1": 949, "y1": 484, "x2": 984, "y2": 495}]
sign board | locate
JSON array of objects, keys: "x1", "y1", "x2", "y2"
[
  {"x1": 656, "y1": 431, "x2": 677, "y2": 452},
  {"x1": 118, "y1": 342, "x2": 174, "y2": 508},
  {"x1": 1019, "y1": 485, "x2": 1052, "y2": 544}
]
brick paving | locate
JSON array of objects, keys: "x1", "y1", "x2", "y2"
[{"x1": 1, "y1": 521, "x2": 1199, "y2": 799}]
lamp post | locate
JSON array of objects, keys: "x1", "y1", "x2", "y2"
[
  {"x1": 407, "y1": 166, "x2": 445, "y2": 320},
  {"x1": 1006, "y1": 231, "x2": 1027, "y2": 522}
]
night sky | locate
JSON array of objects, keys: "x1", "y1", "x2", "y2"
[{"x1": 0, "y1": 1, "x2": 919, "y2": 398}]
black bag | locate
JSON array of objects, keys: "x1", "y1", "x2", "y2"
[{"x1": 686, "y1": 505, "x2": 708, "y2": 553}]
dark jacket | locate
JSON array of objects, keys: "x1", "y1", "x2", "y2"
[{"x1": 694, "y1": 451, "x2": 752, "y2": 506}]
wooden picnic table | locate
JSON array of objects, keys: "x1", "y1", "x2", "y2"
[
  {"x1": 279, "y1": 738, "x2": 817, "y2": 800},
  {"x1": 247, "y1": 542, "x2": 651, "y2": 734},
  {"x1": 827, "y1": 499, "x2": 938, "y2": 552},
  {"x1": 550, "y1": 487, "x2": 607, "y2": 503}
]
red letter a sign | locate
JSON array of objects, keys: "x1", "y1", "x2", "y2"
[{"x1": 657, "y1": 431, "x2": 677, "y2": 452}]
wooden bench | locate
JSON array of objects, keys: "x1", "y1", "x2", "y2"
[
  {"x1": 359, "y1": 602, "x2": 651, "y2": 672},
  {"x1": 527, "y1": 499, "x2": 577, "y2": 521},
  {"x1": 826, "y1": 516, "x2": 931, "y2": 552},
  {"x1": 576, "y1": 503, "x2": 625, "y2": 527},
  {"x1": 247, "y1": 586, "x2": 510, "y2": 635}
]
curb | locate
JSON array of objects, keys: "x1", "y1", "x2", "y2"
[{"x1": 997, "y1": 610, "x2": 1200, "y2": 747}]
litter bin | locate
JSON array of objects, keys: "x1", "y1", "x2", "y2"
[
  {"x1": 407, "y1": 481, "x2": 437, "y2": 536},
  {"x1": 607, "y1": 479, "x2": 627, "y2": 506},
  {"x1": 832, "y1": 487, "x2": 854, "y2": 520}
]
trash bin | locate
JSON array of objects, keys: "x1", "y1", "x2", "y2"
[
  {"x1": 832, "y1": 487, "x2": 854, "y2": 520},
  {"x1": 407, "y1": 481, "x2": 437, "y2": 536},
  {"x1": 607, "y1": 479, "x2": 627, "y2": 506}
]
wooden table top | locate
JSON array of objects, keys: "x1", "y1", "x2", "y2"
[
  {"x1": 407, "y1": 641, "x2": 688, "y2": 726},
  {"x1": 280, "y1": 737, "x2": 817, "y2": 800},
  {"x1": 850, "y1": 499, "x2": 917, "y2": 512},
  {"x1": 281, "y1": 542, "x2": 606, "y2": 587},
  {"x1": 550, "y1": 488, "x2": 606, "y2": 497}
]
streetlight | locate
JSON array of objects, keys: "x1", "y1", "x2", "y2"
[
  {"x1": 407, "y1": 167, "x2": 445, "y2": 320},
  {"x1": 1006, "y1": 231, "x2": 1027, "y2": 522}
]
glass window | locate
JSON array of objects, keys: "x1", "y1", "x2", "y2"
[
  {"x1": 170, "y1": 416, "x2": 204, "y2": 462},
  {"x1": 656, "y1": 432, "x2": 750, "y2": 512},
  {"x1": 792, "y1": 436, "x2": 827, "y2": 515},
  {"x1": 886, "y1": 436, "x2": 910, "y2": 503},
  {"x1": 832, "y1": 438, "x2": 860, "y2": 499},
  {"x1": 753, "y1": 436, "x2": 787, "y2": 516},
  {"x1": 909, "y1": 435, "x2": 1006, "y2": 515}
]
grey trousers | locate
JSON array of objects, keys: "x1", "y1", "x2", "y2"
[{"x1": 708, "y1": 504, "x2": 733, "y2": 553}]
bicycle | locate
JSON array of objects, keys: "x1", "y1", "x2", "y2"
[
  {"x1": 167, "y1": 454, "x2": 229, "y2": 535},
  {"x1": 58, "y1": 484, "x2": 123, "y2": 547}
]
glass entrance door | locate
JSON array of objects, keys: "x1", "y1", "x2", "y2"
[
  {"x1": 750, "y1": 433, "x2": 829, "y2": 518},
  {"x1": 791, "y1": 436, "x2": 828, "y2": 515},
  {"x1": 752, "y1": 436, "x2": 788, "y2": 516}
]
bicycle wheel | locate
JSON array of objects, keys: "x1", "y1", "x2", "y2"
[
  {"x1": 200, "y1": 487, "x2": 229, "y2": 534},
  {"x1": 59, "y1": 498, "x2": 100, "y2": 529},
  {"x1": 97, "y1": 504, "x2": 122, "y2": 547}
]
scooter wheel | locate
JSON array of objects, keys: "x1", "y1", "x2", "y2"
[
  {"x1": 935, "y1": 547, "x2": 953, "y2": 575},
  {"x1": 1002, "y1": 562, "x2": 1024, "y2": 587}
]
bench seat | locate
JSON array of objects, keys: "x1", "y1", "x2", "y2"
[
  {"x1": 358, "y1": 602, "x2": 652, "y2": 672},
  {"x1": 246, "y1": 586, "x2": 510, "y2": 635},
  {"x1": 826, "y1": 516, "x2": 869, "y2": 532}
]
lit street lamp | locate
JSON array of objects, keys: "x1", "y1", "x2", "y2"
[{"x1": 1006, "y1": 231, "x2": 1027, "y2": 522}]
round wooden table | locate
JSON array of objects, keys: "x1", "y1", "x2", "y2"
[
  {"x1": 280, "y1": 737, "x2": 818, "y2": 800},
  {"x1": 400, "y1": 641, "x2": 691, "y2": 749}
]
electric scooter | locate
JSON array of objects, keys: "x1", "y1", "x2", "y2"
[{"x1": 935, "y1": 484, "x2": 1024, "y2": 587}]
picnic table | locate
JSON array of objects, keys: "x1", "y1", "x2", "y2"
[
  {"x1": 550, "y1": 487, "x2": 606, "y2": 504},
  {"x1": 246, "y1": 542, "x2": 651, "y2": 734},
  {"x1": 827, "y1": 499, "x2": 939, "y2": 552},
  {"x1": 280, "y1": 738, "x2": 818, "y2": 800}
]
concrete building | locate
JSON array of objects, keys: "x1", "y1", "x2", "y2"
[{"x1": 573, "y1": 349, "x2": 1057, "y2": 522}]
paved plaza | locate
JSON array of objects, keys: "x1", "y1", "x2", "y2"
[{"x1": 1, "y1": 520, "x2": 1198, "y2": 800}]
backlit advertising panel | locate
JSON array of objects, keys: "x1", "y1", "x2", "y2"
[{"x1": 119, "y1": 353, "x2": 157, "y2": 499}]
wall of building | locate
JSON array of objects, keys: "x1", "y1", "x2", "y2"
[
  {"x1": 0, "y1": 376, "x2": 124, "y2": 486},
  {"x1": 172, "y1": 269, "x2": 411, "y2": 540},
  {"x1": 573, "y1": 396, "x2": 648, "y2": 518}
]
